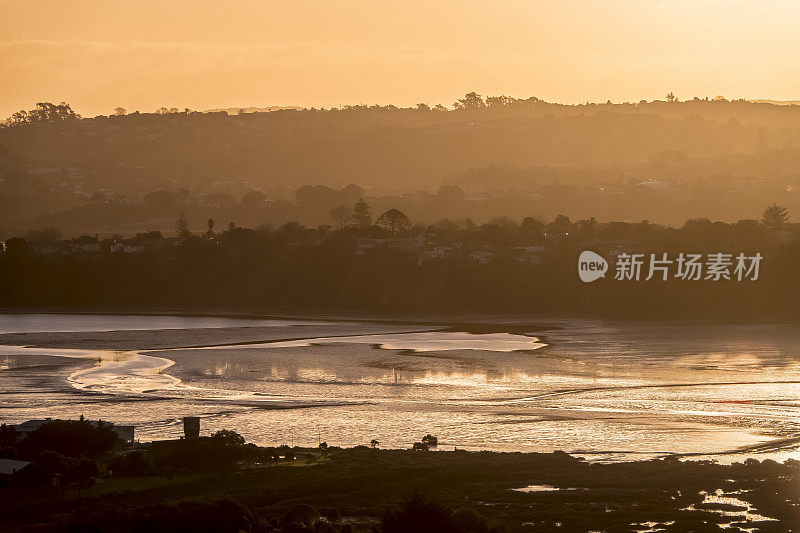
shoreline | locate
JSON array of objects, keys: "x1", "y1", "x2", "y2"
[{"x1": 3, "y1": 305, "x2": 799, "y2": 328}]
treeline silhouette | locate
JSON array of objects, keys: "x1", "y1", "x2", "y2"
[
  {"x1": 9, "y1": 173, "x2": 800, "y2": 237},
  {"x1": 4, "y1": 94, "x2": 800, "y2": 234},
  {"x1": 3, "y1": 207, "x2": 800, "y2": 318}
]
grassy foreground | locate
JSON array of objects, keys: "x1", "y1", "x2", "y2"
[{"x1": 2, "y1": 447, "x2": 799, "y2": 532}]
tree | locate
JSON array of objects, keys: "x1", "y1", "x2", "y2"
[
  {"x1": 144, "y1": 189, "x2": 178, "y2": 209},
  {"x1": 211, "y1": 429, "x2": 245, "y2": 447},
  {"x1": 330, "y1": 205, "x2": 351, "y2": 229},
  {"x1": 72, "y1": 458, "x2": 100, "y2": 483},
  {"x1": 25, "y1": 226, "x2": 63, "y2": 243},
  {"x1": 436, "y1": 185, "x2": 466, "y2": 204},
  {"x1": 20, "y1": 419, "x2": 120, "y2": 458},
  {"x1": 0, "y1": 423, "x2": 18, "y2": 447},
  {"x1": 36, "y1": 450, "x2": 75, "y2": 475},
  {"x1": 521, "y1": 217, "x2": 544, "y2": 234},
  {"x1": 3, "y1": 237, "x2": 29, "y2": 255},
  {"x1": 4, "y1": 102, "x2": 80, "y2": 127},
  {"x1": 486, "y1": 95, "x2": 514, "y2": 107},
  {"x1": 241, "y1": 190, "x2": 266, "y2": 207},
  {"x1": 454, "y1": 92, "x2": 486, "y2": 110},
  {"x1": 204, "y1": 192, "x2": 235, "y2": 207},
  {"x1": 204, "y1": 218, "x2": 215, "y2": 238},
  {"x1": 113, "y1": 107, "x2": 126, "y2": 116},
  {"x1": 174, "y1": 211, "x2": 191, "y2": 238},
  {"x1": 351, "y1": 198, "x2": 372, "y2": 227},
  {"x1": 109, "y1": 450, "x2": 149, "y2": 477},
  {"x1": 577, "y1": 217, "x2": 599, "y2": 237},
  {"x1": 666, "y1": 91, "x2": 677, "y2": 102},
  {"x1": 370, "y1": 439, "x2": 379, "y2": 449},
  {"x1": 762, "y1": 203, "x2": 789, "y2": 230},
  {"x1": 376, "y1": 208, "x2": 411, "y2": 234},
  {"x1": 381, "y1": 493, "x2": 459, "y2": 533},
  {"x1": 421, "y1": 434, "x2": 438, "y2": 447},
  {"x1": 548, "y1": 214, "x2": 573, "y2": 232}
]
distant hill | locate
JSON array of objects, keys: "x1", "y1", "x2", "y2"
[
  {"x1": 751, "y1": 100, "x2": 800, "y2": 106},
  {"x1": 204, "y1": 106, "x2": 304, "y2": 115},
  {"x1": 4, "y1": 96, "x2": 800, "y2": 234}
]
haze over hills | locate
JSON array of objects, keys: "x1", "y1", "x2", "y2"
[
  {"x1": 2, "y1": 94, "x2": 800, "y2": 236},
  {"x1": 203, "y1": 106, "x2": 304, "y2": 115},
  {"x1": 750, "y1": 100, "x2": 800, "y2": 106}
]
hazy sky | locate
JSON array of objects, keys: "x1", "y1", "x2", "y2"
[{"x1": 1, "y1": 0, "x2": 799, "y2": 118}]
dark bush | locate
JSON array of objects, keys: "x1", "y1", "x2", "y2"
[
  {"x1": 21, "y1": 420, "x2": 121, "y2": 459},
  {"x1": 109, "y1": 451, "x2": 149, "y2": 477}
]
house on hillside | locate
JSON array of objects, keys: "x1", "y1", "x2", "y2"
[
  {"x1": 512, "y1": 245, "x2": 545, "y2": 265},
  {"x1": 110, "y1": 239, "x2": 147, "y2": 254},
  {"x1": 385, "y1": 234, "x2": 425, "y2": 251},
  {"x1": 0, "y1": 458, "x2": 32, "y2": 478},
  {"x1": 356, "y1": 234, "x2": 425, "y2": 255},
  {"x1": 418, "y1": 245, "x2": 454, "y2": 264},
  {"x1": 71, "y1": 235, "x2": 102, "y2": 254},
  {"x1": 355, "y1": 238, "x2": 385, "y2": 255},
  {"x1": 0, "y1": 458, "x2": 47, "y2": 487},
  {"x1": 468, "y1": 250, "x2": 498, "y2": 264}
]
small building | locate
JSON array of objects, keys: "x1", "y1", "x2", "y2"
[
  {"x1": 0, "y1": 458, "x2": 47, "y2": 487},
  {"x1": 468, "y1": 250, "x2": 498, "y2": 264},
  {"x1": 512, "y1": 246, "x2": 545, "y2": 265},
  {"x1": 110, "y1": 240, "x2": 147, "y2": 254},
  {"x1": 0, "y1": 458, "x2": 32, "y2": 478},
  {"x1": 355, "y1": 238, "x2": 385, "y2": 255},
  {"x1": 71, "y1": 236, "x2": 102, "y2": 254},
  {"x1": 418, "y1": 245, "x2": 454, "y2": 264},
  {"x1": 358, "y1": 234, "x2": 425, "y2": 255},
  {"x1": 114, "y1": 425, "x2": 136, "y2": 443}
]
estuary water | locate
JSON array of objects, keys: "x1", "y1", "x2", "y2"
[{"x1": 1, "y1": 313, "x2": 799, "y2": 462}]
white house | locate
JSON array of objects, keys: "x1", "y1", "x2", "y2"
[
  {"x1": 418, "y1": 245, "x2": 454, "y2": 264},
  {"x1": 513, "y1": 246, "x2": 545, "y2": 265},
  {"x1": 111, "y1": 241, "x2": 146, "y2": 254},
  {"x1": 469, "y1": 250, "x2": 498, "y2": 264}
]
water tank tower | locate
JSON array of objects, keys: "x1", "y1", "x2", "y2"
[{"x1": 183, "y1": 416, "x2": 200, "y2": 439}]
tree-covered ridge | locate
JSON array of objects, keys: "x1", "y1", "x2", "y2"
[
  {"x1": 3, "y1": 204, "x2": 800, "y2": 318},
  {"x1": 3, "y1": 94, "x2": 800, "y2": 234}
]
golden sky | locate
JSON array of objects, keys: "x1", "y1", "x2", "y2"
[{"x1": 1, "y1": 0, "x2": 798, "y2": 117}]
